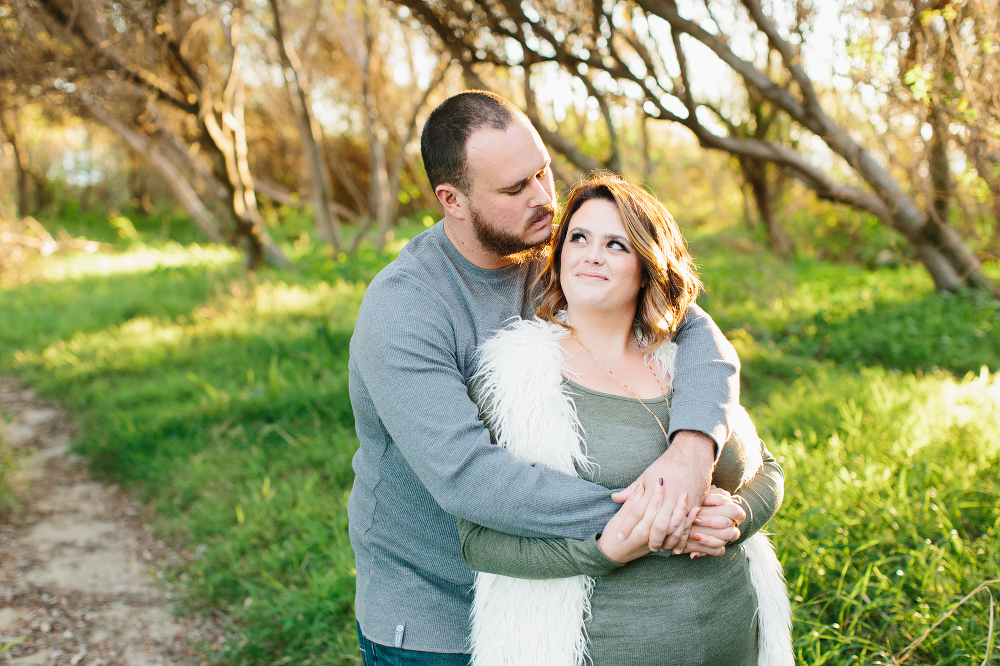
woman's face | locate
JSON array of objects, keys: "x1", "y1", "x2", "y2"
[{"x1": 559, "y1": 198, "x2": 643, "y2": 315}]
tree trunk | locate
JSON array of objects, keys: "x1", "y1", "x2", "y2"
[
  {"x1": 640, "y1": 116, "x2": 653, "y2": 183},
  {"x1": 81, "y1": 98, "x2": 224, "y2": 242},
  {"x1": 268, "y1": 0, "x2": 344, "y2": 251},
  {"x1": 967, "y1": 134, "x2": 1000, "y2": 251},
  {"x1": 927, "y1": 108, "x2": 952, "y2": 228},
  {"x1": 739, "y1": 156, "x2": 794, "y2": 257},
  {"x1": 0, "y1": 115, "x2": 30, "y2": 218},
  {"x1": 367, "y1": 114, "x2": 393, "y2": 250},
  {"x1": 202, "y1": 9, "x2": 289, "y2": 270}
]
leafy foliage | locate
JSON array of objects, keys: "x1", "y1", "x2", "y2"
[{"x1": 1, "y1": 225, "x2": 998, "y2": 664}]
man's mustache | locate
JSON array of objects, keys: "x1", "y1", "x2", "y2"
[{"x1": 527, "y1": 205, "x2": 556, "y2": 226}]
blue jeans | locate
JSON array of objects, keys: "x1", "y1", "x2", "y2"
[{"x1": 357, "y1": 623, "x2": 472, "y2": 666}]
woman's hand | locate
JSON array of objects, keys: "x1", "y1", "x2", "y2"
[
  {"x1": 598, "y1": 479, "x2": 680, "y2": 564},
  {"x1": 681, "y1": 486, "x2": 745, "y2": 558}
]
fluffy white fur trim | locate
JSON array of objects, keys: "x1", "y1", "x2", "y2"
[
  {"x1": 732, "y1": 405, "x2": 765, "y2": 487},
  {"x1": 470, "y1": 317, "x2": 792, "y2": 666},
  {"x1": 471, "y1": 573, "x2": 594, "y2": 666},
  {"x1": 471, "y1": 318, "x2": 595, "y2": 666},
  {"x1": 475, "y1": 318, "x2": 591, "y2": 475},
  {"x1": 744, "y1": 533, "x2": 795, "y2": 666}
]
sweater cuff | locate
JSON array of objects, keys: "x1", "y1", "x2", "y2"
[
  {"x1": 580, "y1": 534, "x2": 626, "y2": 576},
  {"x1": 666, "y1": 403, "x2": 730, "y2": 458}
]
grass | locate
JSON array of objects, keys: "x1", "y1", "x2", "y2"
[
  {"x1": 0, "y1": 419, "x2": 16, "y2": 519},
  {"x1": 1, "y1": 212, "x2": 998, "y2": 664}
]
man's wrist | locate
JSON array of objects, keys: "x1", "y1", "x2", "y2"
[{"x1": 670, "y1": 430, "x2": 717, "y2": 465}]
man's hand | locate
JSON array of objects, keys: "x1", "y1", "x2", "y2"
[{"x1": 610, "y1": 430, "x2": 715, "y2": 552}]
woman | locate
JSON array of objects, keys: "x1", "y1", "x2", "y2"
[{"x1": 458, "y1": 173, "x2": 792, "y2": 666}]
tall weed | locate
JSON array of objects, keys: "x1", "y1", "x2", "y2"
[
  {"x1": 760, "y1": 367, "x2": 1000, "y2": 663},
  {"x1": 0, "y1": 426, "x2": 15, "y2": 519}
]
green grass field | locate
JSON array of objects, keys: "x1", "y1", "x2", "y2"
[{"x1": 1, "y1": 214, "x2": 998, "y2": 665}]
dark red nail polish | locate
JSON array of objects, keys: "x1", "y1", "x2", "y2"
[{"x1": 658, "y1": 478, "x2": 663, "y2": 486}]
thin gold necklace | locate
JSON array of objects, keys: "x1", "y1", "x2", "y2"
[{"x1": 569, "y1": 330, "x2": 669, "y2": 443}]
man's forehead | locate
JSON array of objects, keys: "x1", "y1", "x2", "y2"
[{"x1": 465, "y1": 121, "x2": 549, "y2": 186}]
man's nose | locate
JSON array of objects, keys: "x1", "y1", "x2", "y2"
[{"x1": 527, "y1": 176, "x2": 553, "y2": 207}]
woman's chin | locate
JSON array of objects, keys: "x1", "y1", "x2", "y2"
[{"x1": 566, "y1": 298, "x2": 636, "y2": 317}]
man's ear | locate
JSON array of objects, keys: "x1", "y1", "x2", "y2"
[{"x1": 435, "y1": 184, "x2": 467, "y2": 220}]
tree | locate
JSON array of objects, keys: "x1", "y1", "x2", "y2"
[
  {"x1": 332, "y1": 0, "x2": 451, "y2": 249},
  {"x1": 267, "y1": 0, "x2": 346, "y2": 251},
  {"x1": 848, "y1": 0, "x2": 1000, "y2": 257},
  {"x1": 396, "y1": 0, "x2": 995, "y2": 291},
  {"x1": 10, "y1": 0, "x2": 291, "y2": 268}
]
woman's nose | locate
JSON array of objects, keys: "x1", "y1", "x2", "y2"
[{"x1": 585, "y1": 245, "x2": 604, "y2": 264}]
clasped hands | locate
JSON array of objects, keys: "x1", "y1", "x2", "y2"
[{"x1": 597, "y1": 431, "x2": 746, "y2": 564}]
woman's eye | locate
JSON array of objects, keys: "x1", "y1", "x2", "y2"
[
  {"x1": 609, "y1": 240, "x2": 627, "y2": 251},
  {"x1": 569, "y1": 232, "x2": 586, "y2": 243}
]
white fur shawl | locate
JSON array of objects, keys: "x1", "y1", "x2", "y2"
[{"x1": 470, "y1": 317, "x2": 793, "y2": 666}]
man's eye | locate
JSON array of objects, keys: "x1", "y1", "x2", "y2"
[{"x1": 504, "y1": 184, "x2": 526, "y2": 195}]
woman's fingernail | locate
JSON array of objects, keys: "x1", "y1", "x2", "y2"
[
  {"x1": 693, "y1": 518, "x2": 703, "y2": 526},
  {"x1": 692, "y1": 534, "x2": 702, "y2": 542},
  {"x1": 659, "y1": 477, "x2": 664, "y2": 486}
]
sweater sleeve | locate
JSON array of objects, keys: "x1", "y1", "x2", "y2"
[
  {"x1": 667, "y1": 303, "x2": 741, "y2": 451},
  {"x1": 457, "y1": 517, "x2": 623, "y2": 579},
  {"x1": 457, "y1": 438, "x2": 783, "y2": 580},
  {"x1": 707, "y1": 407, "x2": 785, "y2": 546},
  {"x1": 730, "y1": 440, "x2": 784, "y2": 546},
  {"x1": 350, "y1": 274, "x2": 619, "y2": 540}
]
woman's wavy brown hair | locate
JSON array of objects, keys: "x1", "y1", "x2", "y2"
[{"x1": 534, "y1": 172, "x2": 702, "y2": 352}]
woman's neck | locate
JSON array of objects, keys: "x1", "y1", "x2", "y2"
[
  {"x1": 561, "y1": 303, "x2": 663, "y2": 399},
  {"x1": 565, "y1": 305, "x2": 637, "y2": 359}
]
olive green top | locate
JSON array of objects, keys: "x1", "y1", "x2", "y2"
[{"x1": 458, "y1": 378, "x2": 784, "y2": 665}]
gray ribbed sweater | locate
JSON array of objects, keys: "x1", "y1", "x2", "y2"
[{"x1": 347, "y1": 222, "x2": 741, "y2": 652}]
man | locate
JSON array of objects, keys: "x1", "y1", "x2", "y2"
[{"x1": 348, "y1": 91, "x2": 740, "y2": 664}]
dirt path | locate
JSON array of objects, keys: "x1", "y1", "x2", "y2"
[{"x1": 0, "y1": 378, "x2": 220, "y2": 666}]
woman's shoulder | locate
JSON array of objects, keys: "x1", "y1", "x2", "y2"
[
  {"x1": 481, "y1": 316, "x2": 567, "y2": 352},
  {"x1": 475, "y1": 316, "x2": 567, "y2": 383},
  {"x1": 645, "y1": 339, "x2": 678, "y2": 388}
]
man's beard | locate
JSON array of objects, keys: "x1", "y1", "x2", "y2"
[{"x1": 470, "y1": 203, "x2": 555, "y2": 264}]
